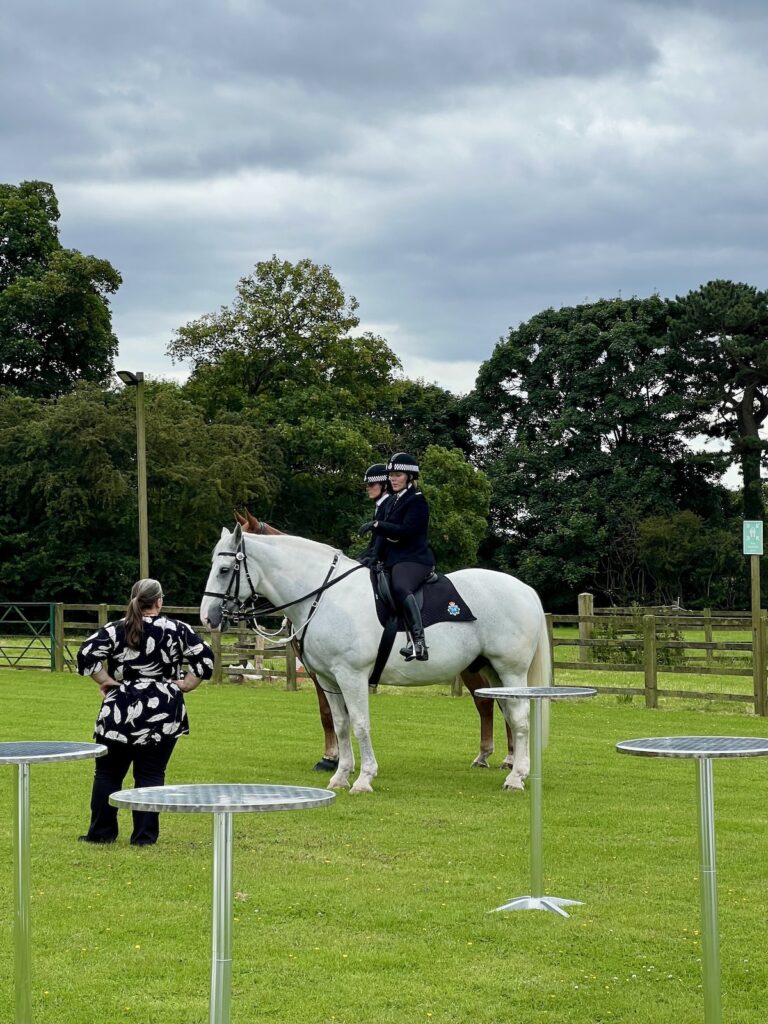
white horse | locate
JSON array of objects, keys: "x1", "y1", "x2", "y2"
[{"x1": 200, "y1": 525, "x2": 551, "y2": 794}]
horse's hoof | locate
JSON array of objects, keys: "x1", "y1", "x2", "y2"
[
  {"x1": 327, "y1": 772, "x2": 350, "y2": 790},
  {"x1": 350, "y1": 779, "x2": 374, "y2": 794},
  {"x1": 470, "y1": 759, "x2": 490, "y2": 768},
  {"x1": 313, "y1": 756, "x2": 339, "y2": 772},
  {"x1": 503, "y1": 777, "x2": 525, "y2": 792}
]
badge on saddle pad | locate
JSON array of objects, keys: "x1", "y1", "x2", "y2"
[{"x1": 447, "y1": 601, "x2": 461, "y2": 617}]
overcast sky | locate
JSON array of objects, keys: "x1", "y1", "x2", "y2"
[{"x1": 3, "y1": 0, "x2": 767, "y2": 398}]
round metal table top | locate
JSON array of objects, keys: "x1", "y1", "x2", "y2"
[
  {"x1": 110, "y1": 783, "x2": 337, "y2": 814},
  {"x1": 475, "y1": 686, "x2": 597, "y2": 701},
  {"x1": 0, "y1": 740, "x2": 107, "y2": 765},
  {"x1": 616, "y1": 736, "x2": 768, "y2": 759}
]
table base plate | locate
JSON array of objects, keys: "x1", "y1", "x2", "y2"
[{"x1": 490, "y1": 895, "x2": 583, "y2": 918}]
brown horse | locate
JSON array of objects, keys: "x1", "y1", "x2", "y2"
[{"x1": 234, "y1": 509, "x2": 514, "y2": 770}]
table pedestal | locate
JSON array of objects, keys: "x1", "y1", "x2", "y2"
[
  {"x1": 492, "y1": 700, "x2": 581, "y2": 918},
  {"x1": 696, "y1": 759, "x2": 722, "y2": 1024},
  {"x1": 14, "y1": 764, "x2": 32, "y2": 1024},
  {"x1": 211, "y1": 813, "x2": 234, "y2": 1024}
]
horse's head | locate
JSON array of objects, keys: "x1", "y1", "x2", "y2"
[{"x1": 200, "y1": 523, "x2": 262, "y2": 631}]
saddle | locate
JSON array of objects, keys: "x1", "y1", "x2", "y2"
[{"x1": 367, "y1": 565, "x2": 476, "y2": 687}]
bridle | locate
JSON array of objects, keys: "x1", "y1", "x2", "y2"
[{"x1": 203, "y1": 536, "x2": 364, "y2": 632}]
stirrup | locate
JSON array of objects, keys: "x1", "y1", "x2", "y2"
[{"x1": 400, "y1": 640, "x2": 414, "y2": 659}]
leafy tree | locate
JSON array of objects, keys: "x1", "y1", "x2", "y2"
[
  {"x1": 0, "y1": 383, "x2": 272, "y2": 603},
  {"x1": 420, "y1": 446, "x2": 491, "y2": 572},
  {"x1": 468, "y1": 296, "x2": 730, "y2": 607},
  {"x1": 0, "y1": 180, "x2": 122, "y2": 397},
  {"x1": 668, "y1": 280, "x2": 768, "y2": 520},
  {"x1": 380, "y1": 379, "x2": 472, "y2": 456}
]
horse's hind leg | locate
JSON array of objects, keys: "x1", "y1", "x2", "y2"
[
  {"x1": 498, "y1": 697, "x2": 529, "y2": 791},
  {"x1": 312, "y1": 678, "x2": 339, "y2": 770},
  {"x1": 462, "y1": 670, "x2": 494, "y2": 767}
]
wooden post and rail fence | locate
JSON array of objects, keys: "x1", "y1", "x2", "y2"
[{"x1": 1, "y1": 597, "x2": 766, "y2": 715}]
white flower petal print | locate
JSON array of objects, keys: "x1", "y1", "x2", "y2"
[
  {"x1": 146, "y1": 636, "x2": 156, "y2": 654},
  {"x1": 131, "y1": 728, "x2": 150, "y2": 740},
  {"x1": 161, "y1": 649, "x2": 171, "y2": 663},
  {"x1": 122, "y1": 648, "x2": 140, "y2": 662},
  {"x1": 133, "y1": 681, "x2": 151, "y2": 690},
  {"x1": 113, "y1": 705, "x2": 122, "y2": 724},
  {"x1": 104, "y1": 730, "x2": 128, "y2": 743},
  {"x1": 203, "y1": 657, "x2": 213, "y2": 669},
  {"x1": 162, "y1": 721, "x2": 181, "y2": 734},
  {"x1": 146, "y1": 713, "x2": 168, "y2": 722},
  {"x1": 156, "y1": 682, "x2": 171, "y2": 699},
  {"x1": 187, "y1": 642, "x2": 204, "y2": 655},
  {"x1": 82, "y1": 643, "x2": 92, "y2": 656},
  {"x1": 97, "y1": 706, "x2": 110, "y2": 721},
  {"x1": 105, "y1": 625, "x2": 117, "y2": 642},
  {"x1": 146, "y1": 697, "x2": 160, "y2": 708}
]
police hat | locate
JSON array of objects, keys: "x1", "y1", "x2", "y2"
[
  {"x1": 387, "y1": 452, "x2": 420, "y2": 477},
  {"x1": 363, "y1": 463, "x2": 389, "y2": 484}
]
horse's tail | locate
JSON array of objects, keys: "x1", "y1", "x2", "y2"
[
  {"x1": 527, "y1": 598, "x2": 552, "y2": 748},
  {"x1": 527, "y1": 601, "x2": 552, "y2": 688}
]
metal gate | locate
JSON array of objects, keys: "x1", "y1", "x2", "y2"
[{"x1": 0, "y1": 603, "x2": 55, "y2": 670}]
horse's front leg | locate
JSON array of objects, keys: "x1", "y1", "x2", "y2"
[
  {"x1": 320, "y1": 684, "x2": 354, "y2": 790},
  {"x1": 499, "y1": 696, "x2": 529, "y2": 791},
  {"x1": 335, "y1": 671, "x2": 378, "y2": 794}
]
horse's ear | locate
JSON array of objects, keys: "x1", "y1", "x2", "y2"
[
  {"x1": 220, "y1": 526, "x2": 232, "y2": 541},
  {"x1": 234, "y1": 510, "x2": 246, "y2": 527},
  {"x1": 233, "y1": 522, "x2": 243, "y2": 545},
  {"x1": 245, "y1": 508, "x2": 259, "y2": 531}
]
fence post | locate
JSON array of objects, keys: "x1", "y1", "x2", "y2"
[
  {"x1": 578, "y1": 593, "x2": 593, "y2": 663},
  {"x1": 643, "y1": 613, "x2": 658, "y2": 709},
  {"x1": 286, "y1": 642, "x2": 298, "y2": 692},
  {"x1": 758, "y1": 611, "x2": 768, "y2": 717},
  {"x1": 210, "y1": 630, "x2": 223, "y2": 684},
  {"x1": 545, "y1": 612, "x2": 555, "y2": 682},
  {"x1": 53, "y1": 603, "x2": 65, "y2": 672},
  {"x1": 253, "y1": 633, "x2": 264, "y2": 676},
  {"x1": 703, "y1": 608, "x2": 713, "y2": 666},
  {"x1": 98, "y1": 603, "x2": 109, "y2": 628}
]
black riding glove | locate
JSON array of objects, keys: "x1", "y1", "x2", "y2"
[{"x1": 358, "y1": 521, "x2": 374, "y2": 536}]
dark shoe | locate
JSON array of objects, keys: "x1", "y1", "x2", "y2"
[
  {"x1": 312, "y1": 756, "x2": 339, "y2": 772},
  {"x1": 78, "y1": 834, "x2": 116, "y2": 844}
]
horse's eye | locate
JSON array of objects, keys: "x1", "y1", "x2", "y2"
[{"x1": 218, "y1": 566, "x2": 229, "y2": 575}]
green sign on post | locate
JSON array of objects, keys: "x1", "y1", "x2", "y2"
[{"x1": 743, "y1": 521, "x2": 763, "y2": 556}]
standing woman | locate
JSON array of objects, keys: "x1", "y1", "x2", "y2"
[
  {"x1": 77, "y1": 578, "x2": 214, "y2": 845},
  {"x1": 371, "y1": 452, "x2": 435, "y2": 661}
]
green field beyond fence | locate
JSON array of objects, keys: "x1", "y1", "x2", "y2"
[{"x1": 2, "y1": 598, "x2": 766, "y2": 714}]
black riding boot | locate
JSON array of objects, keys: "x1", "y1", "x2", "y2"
[{"x1": 399, "y1": 594, "x2": 429, "y2": 662}]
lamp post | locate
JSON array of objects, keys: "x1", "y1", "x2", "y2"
[{"x1": 117, "y1": 370, "x2": 149, "y2": 578}]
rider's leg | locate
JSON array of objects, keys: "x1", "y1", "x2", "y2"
[{"x1": 391, "y1": 563, "x2": 430, "y2": 661}]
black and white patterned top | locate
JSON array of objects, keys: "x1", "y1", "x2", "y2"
[{"x1": 77, "y1": 616, "x2": 214, "y2": 747}]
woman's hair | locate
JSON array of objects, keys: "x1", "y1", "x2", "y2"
[{"x1": 124, "y1": 578, "x2": 163, "y2": 649}]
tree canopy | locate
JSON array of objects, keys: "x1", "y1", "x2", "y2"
[{"x1": 0, "y1": 180, "x2": 122, "y2": 397}]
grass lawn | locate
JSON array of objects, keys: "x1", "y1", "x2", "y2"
[{"x1": 2, "y1": 670, "x2": 768, "y2": 1023}]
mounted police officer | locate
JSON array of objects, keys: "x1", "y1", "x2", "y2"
[
  {"x1": 370, "y1": 452, "x2": 434, "y2": 661},
  {"x1": 357, "y1": 463, "x2": 392, "y2": 566}
]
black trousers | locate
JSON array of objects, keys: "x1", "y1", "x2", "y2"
[
  {"x1": 84, "y1": 738, "x2": 177, "y2": 845},
  {"x1": 389, "y1": 561, "x2": 434, "y2": 606}
]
